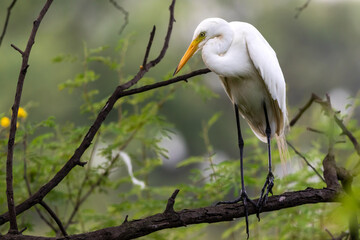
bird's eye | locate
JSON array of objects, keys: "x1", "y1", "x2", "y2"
[{"x1": 199, "y1": 32, "x2": 206, "y2": 38}]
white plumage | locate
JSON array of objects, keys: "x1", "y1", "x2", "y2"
[
  {"x1": 175, "y1": 18, "x2": 287, "y2": 146},
  {"x1": 174, "y1": 17, "x2": 288, "y2": 237}
]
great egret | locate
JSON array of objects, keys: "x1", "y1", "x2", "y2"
[{"x1": 174, "y1": 18, "x2": 287, "y2": 237}]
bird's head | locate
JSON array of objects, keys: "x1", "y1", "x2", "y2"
[{"x1": 174, "y1": 18, "x2": 228, "y2": 75}]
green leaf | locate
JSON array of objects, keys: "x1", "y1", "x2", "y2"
[
  {"x1": 39, "y1": 116, "x2": 56, "y2": 128},
  {"x1": 207, "y1": 112, "x2": 222, "y2": 128},
  {"x1": 89, "y1": 45, "x2": 109, "y2": 54},
  {"x1": 58, "y1": 71, "x2": 99, "y2": 92},
  {"x1": 87, "y1": 56, "x2": 118, "y2": 70},
  {"x1": 52, "y1": 54, "x2": 77, "y2": 63},
  {"x1": 176, "y1": 156, "x2": 204, "y2": 168}
]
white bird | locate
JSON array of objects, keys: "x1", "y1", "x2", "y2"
[{"x1": 174, "y1": 18, "x2": 287, "y2": 238}]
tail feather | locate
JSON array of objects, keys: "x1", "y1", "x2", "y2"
[{"x1": 276, "y1": 134, "x2": 289, "y2": 175}]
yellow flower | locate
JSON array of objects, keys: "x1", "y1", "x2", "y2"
[
  {"x1": 1, "y1": 117, "x2": 10, "y2": 128},
  {"x1": 18, "y1": 107, "x2": 28, "y2": 119}
]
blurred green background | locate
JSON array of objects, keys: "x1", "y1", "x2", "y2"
[{"x1": 0, "y1": 0, "x2": 360, "y2": 239}]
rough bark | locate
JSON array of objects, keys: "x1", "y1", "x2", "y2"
[{"x1": 2, "y1": 188, "x2": 339, "y2": 240}]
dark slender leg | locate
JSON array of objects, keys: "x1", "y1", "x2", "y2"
[
  {"x1": 257, "y1": 102, "x2": 275, "y2": 218},
  {"x1": 217, "y1": 104, "x2": 256, "y2": 239}
]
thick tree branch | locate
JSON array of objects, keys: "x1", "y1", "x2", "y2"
[
  {"x1": 2, "y1": 188, "x2": 339, "y2": 240},
  {"x1": 5, "y1": 0, "x2": 53, "y2": 234},
  {"x1": 323, "y1": 151, "x2": 342, "y2": 191}
]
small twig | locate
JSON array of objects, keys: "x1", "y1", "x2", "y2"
[
  {"x1": 325, "y1": 228, "x2": 336, "y2": 240},
  {"x1": 290, "y1": 93, "x2": 318, "y2": 127},
  {"x1": 291, "y1": 93, "x2": 360, "y2": 165},
  {"x1": 164, "y1": 189, "x2": 180, "y2": 214},
  {"x1": 117, "y1": 0, "x2": 176, "y2": 91},
  {"x1": 333, "y1": 231, "x2": 350, "y2": 240},
  {"x1": 307, "y1": 127, "x2": 325, "y2": 135},
  {"x1": 122, "y1": 215, "x2": 129, "y2": 224},
  {"x1": 39, "y1": 201, "x2": 68, "y2": 237},
  {"x1": 19, "y1": 227, "x2": 27, "y2": 234},
  {"x1": 295, "y1": 0, "x2": 312, "y2": 19},
  {"x1": 334, "y1": 115, "x2": 360, "y2": 156},
  {"x1": 287, "y1": 141, "x2": 326, "y2": 183},
  {"x1": 109, "y1": 0, "x2": 129, "y2": 35},
  {"x1": 6, "y1": 0, "x2": 54, "y2": 234},
  {"x1": 142, "y1": 26, "x2": 156, "y2": 68},
  {"x1": 149, "y1": 0, "x2": 176, "y2": 66},
  {"x1": 0, "y1": 0, "x2": 17, "y2": 47},
  {"x1": 10, "y1": 44, "x2": 23, "y2": 55}
]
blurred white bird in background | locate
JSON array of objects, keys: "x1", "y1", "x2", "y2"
[{"x1": 174, "y1": 17, "x2": 287, "y2": 238}]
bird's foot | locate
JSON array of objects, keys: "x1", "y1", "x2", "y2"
[
  {"x1": 216, "y1": 190, "x2": 257, "y2": 239},
  {"x1": 216, "y1": 190, "x2": 256, "y2": 206},
  {"x1": 256, "y1": 171, "x2": 274, "y2": 220}
]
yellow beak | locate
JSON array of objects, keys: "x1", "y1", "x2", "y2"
[{"x1": 173, "y1": 39, "x2": 200, "y2": 75}]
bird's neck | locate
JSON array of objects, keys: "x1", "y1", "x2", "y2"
[{"x1": 202, "y1": 25, "x2": 234, "y2": 75}]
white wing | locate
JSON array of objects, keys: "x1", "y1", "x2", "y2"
[{"x1": 244, "y1": 24, "x2": 287, "y2": 118}]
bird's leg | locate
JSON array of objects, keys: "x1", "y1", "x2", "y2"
[
  {"x1": 216, "y1": 104, "x2": 256, "y2": 239},
  {"x1": 257, "y1": 102, "x2": 275, "y2": 219}
]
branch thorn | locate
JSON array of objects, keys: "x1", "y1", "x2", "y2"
[
  {"x1": 10, "y1": 44, "x2": 24, "y2": 55},
  {"x1": 123, "y1": 215, "x2": 129, "y2": 224},
  {"x1": 164, "y1": 189, "x2": 180, "y2": 214}
]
